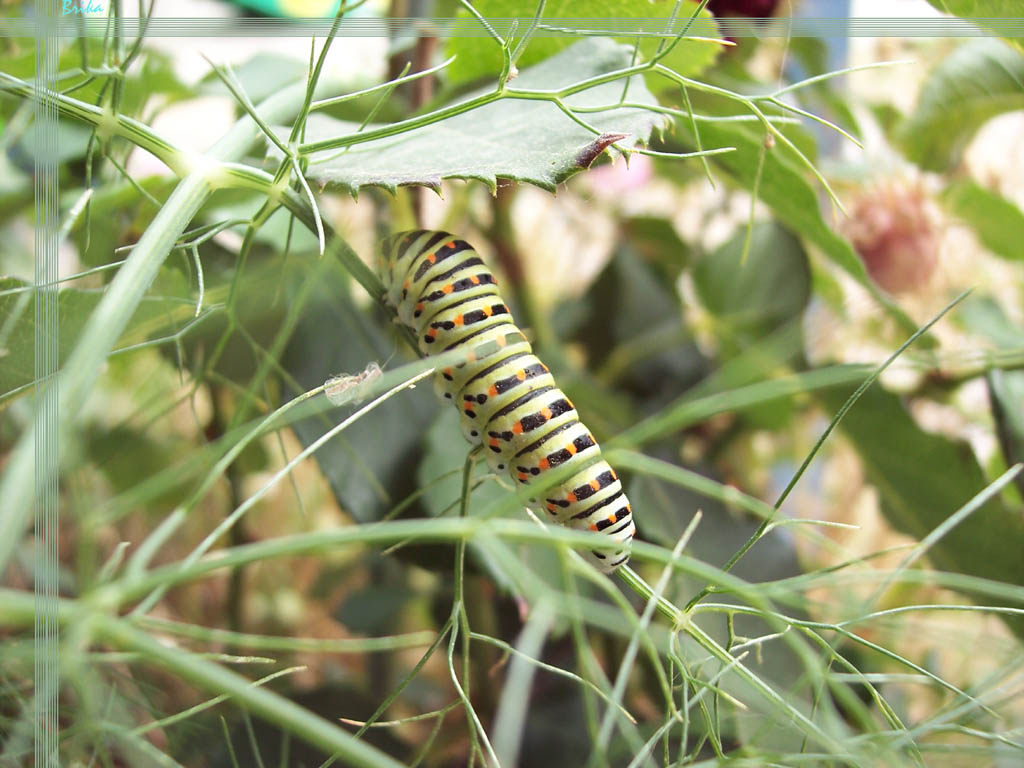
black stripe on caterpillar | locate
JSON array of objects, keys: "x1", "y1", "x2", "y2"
[{"x1": 380, "y1": 229, "x2": 635, "y2": 572}]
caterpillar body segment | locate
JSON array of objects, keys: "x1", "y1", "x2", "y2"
[{"x1": 380, "y1": 230, "x2": 635, "y2": 572}]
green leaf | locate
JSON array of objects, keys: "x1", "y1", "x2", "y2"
[
  {"x1": 897, "y1": 39, "x2": 1024, "y2": 172},
  {"x1": 693, "y1": 221, "x2": 810, "y2": 351},
  {"x1": 988, "y1": 368, "x2": 1024, "y2": 498},
  {"x1": 0, "y1": 277, "x2": 195, "y2": 402},
  {"x1": 958, "y1": 294, "x2": 1024, "y2": 349},
  {"x1": 83, "y1": 424, "x2": 190, "y2": 509},
  {"x1": 444, "y1": 0, "x2": 721, "y2": 85},
  {"x1": 418, "y1": 406, "x2": 550, "y2": 586},
  {"x1": 565, "y1": 223, "x2": 706, "y2": 404},
  {"x1": 693, "y1": 221, "x2": 812, "y2": 429},
  {"x1": 201, "y1": 52, "x2": 308, "y2": 104},
  {"x1": 288, "y1": 38, "x2": 670, "y2": 194},
  {"x1": 820, "y1": 384, "x2": 1024, "y2": 635},
  {"x1": 923, "y1": 0, "x2": 1024, "y2": 49},
  {"x1": 280, "y1": 261, "x2": 439, "y2": 526},
  {"x1": 957, "y1": 296, "x2": 1024, "y2": 498},
  {"x1": 942, "y1": 179, "x2": 1024, "y2": 262},
  {"x1": 71, "y1": 175, "x2": 177, "y2": 268},
  {"x1": 673, "y1": 108, "x2": 921, "y2": 338},
  {"x1": 418, "y1": 407, "x2": 508, "y2": 522}
]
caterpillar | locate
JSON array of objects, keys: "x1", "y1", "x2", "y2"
[{"x1": 380, "y1": 230, "x2": 635, "y2": 572}]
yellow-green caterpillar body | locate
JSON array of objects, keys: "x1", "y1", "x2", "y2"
[{"x1": 380, "y1": 230, "x2": 635, "y2": 572}]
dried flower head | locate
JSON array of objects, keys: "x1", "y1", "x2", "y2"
[{"x1": 844, "y1": 177, "x2": 941, "y2": 294}]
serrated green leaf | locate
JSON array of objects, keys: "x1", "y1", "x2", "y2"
[
  {"x1": 820, "y1": 384, "x2": 1024, "y2": 637},
  {"x1": 942, "y1": 179, "x2": 1024, "y2": 262},
  {"x1": 287, "y1": 38, "x2": 670, "y2": 194},
  {"x1": 444, "y1": 0, "x2": 721, "y2": 85},
  {"x1": 897, "y1": 39, "x2": 1024, "y2": 172}
]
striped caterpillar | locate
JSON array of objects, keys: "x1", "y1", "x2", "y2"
[{"x1": 380, "y1": 230, "x2": 635, "y2": 572}]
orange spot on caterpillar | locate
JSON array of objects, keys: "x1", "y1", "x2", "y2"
[
  {"x1": 518, "y1": 472, "x2": 528, "y2": 481},
  {"x1": 471, "y1": 275, "x2": 480, "y2": 285},
  {"x1": 567, "y1": 492, "x2": 577, "y2": 503},
  {"x1": 607, "y1": 513, "x2": 617, "y2": 523},
  {"x1": 489, "y1": 437, "x2": 499, "y2": 447},
  {"x1": 443, "y1": 284, "x2": 454, "y2": 294},
  {"x1": 541, "y1": 407, "x2": 552, "y2": 420},
  {"x1": 513, "y1": 421, "x2": 523, "y2": 434},
  {"x1": 589, "y1": 479, "x2": 600, "y2": 491},
  {"x1": 454, "y1": 314, "x2": 464, "y2": 326},
  {"x1": 567, "y1": 443, "x2": 577, "y2": 456},
  {"x1": 539, "y1": 458, "x2": 550, "y2": 470},
  {"x1": 488, "y1": 385, "x2": 498, "y2": 397},
  {"x1": 445, "y1": 241, "x2": 455, "y2": 249},
  {"x1": 516, "y1": 370, "x2": 526, "y2": 381},
  {"x1": 427, "y1": 253, "x2": 436, "y2": 264},
  {"x1": 590, "y1": 523, "x2": 599, "y2": 532},
  {"x1": 483, "y1": 306, "x2": 493, "y2": 317}
]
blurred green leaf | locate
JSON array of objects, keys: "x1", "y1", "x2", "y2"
[
  {"x1": 692, "y1": 222, "x2": 811, "y2": 429},
  {"x1": 693, "y1": 221, "x2": 811, "y2": 354},
  {"x1": 672, "y1": 107, "x2": 919, "y2": 338},
  {"x1": 958, "y1": 294, "x2": 1024, "y2": 349},
  {"x1": 897, "y1": 39, "x2": 1024, "y2": 172},
  {"x1": 71, "y1": 175, "x2": 176, "y2": 268},
  {"x1": 923, "y1": 0, "x2": 1024, "y2": 49},
  {"x1": 285, "y1": 39, "x2": 669, "y2": 194},
  {"x1": 820, "y1": 384, "x2": 1024, "y2": 634},
  {"x1": 418, "y1": 407, "x2": 507, "y2": 521},
  {"x1": 12, "y1": 119, "x2": 93, "y2": 165},
  {"x1": 119, "y1": 49, "x2": 194, "y2": 116},
  {"x1": 281, "y1": 260, "x2": 438, "y2": 526},
  {"x1": 203, "y1": 194, "x2": 320, "y2": 254},
  {"x1": 337, "y1": 583, "x2": 414, "y2": 634},
  {"x1": 200, "y1": 52, "x2": 307, "y2": 104},
  {"x1": 942, "y1": 180, "x2": 1024, "y2": 262},
  {"x1": 0, "y1": 150, "x2": 32, "y2": 224},
  {"x1": 83, "y1": 424, "x2": 190, "y2": 508},
  {"x1": 621, "y1": 215, "x2": 693, "y2": 285},
  {"x1": 569, "y1": 240, "x2": 707, "y2": 405},
  {"x1": 988, "y1": 368, "x2": 1024, "y2": 497},
  {"x1": 0, "y1": 277, "x2": 196, "y2": 401},
  {"x1": 444, "y1": 0, "x2": 720, "y2": 86},
  {"x1": 958, "y1": 296, "x2": 1024, "y2": 498},
  {"x1": 418, "y1": 406, "x2": 555, "y2": 587}
]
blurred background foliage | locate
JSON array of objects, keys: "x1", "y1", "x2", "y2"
[{"x1": 1, "y1": 0, "x2": 1023, "y2": 766}]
